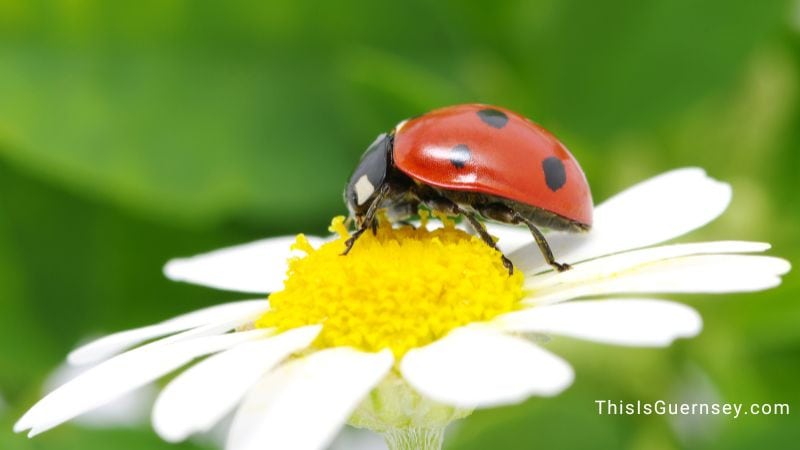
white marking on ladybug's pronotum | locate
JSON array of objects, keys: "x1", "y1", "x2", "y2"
[
  {"x1": 355, "y1": 174, "x2": 375, "y2": 205},
  {"x1": 395, "y1": 119, "x2": 409, "y2": 132}
]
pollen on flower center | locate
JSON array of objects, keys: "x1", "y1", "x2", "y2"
[{"x1": 255, "y1": 214, "x2": 524, "y2": 359}]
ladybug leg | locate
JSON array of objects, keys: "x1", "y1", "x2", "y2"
[
  {"x1": 342, "y1": 227, "x2": 368, "y2": 256},
  {"x1": 512, "y1": 213, "x2": 571, "y2": 272},
  {"x1": 461, "y1": 211, "x2": 515, "y2": 275},
  {"x1": 477, "y1": 204, "x2": 571, "y2": 272},
  {"x1": 342, "y1": 184, "x2": 389, "y2": 255},
  {"x1": 419, "y1": 194, "x2": 514, "y2": 274}
]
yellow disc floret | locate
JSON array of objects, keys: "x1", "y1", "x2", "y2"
[{"x1": 256, "y1": 213, "x2": 524, "y2": 359}]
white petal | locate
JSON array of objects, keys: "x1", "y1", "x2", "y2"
[
  {"x1": 527, "y1": 240, "x2": 769, "y2": 291},
  {"x1": 509, "y1": 168, "x2": 732, "y2": 272},
  {"x1": 44, "y1": 361, "x2": 157, "y2": 429},
  {"x1": 15, "y1": 330, "x2": 269, "y2": 436},
  {"x1": 527, "y1": 253, "x2": 790, "y2": 305},
  {"x1": 494, "y1": 299, "x2": 702, "y2": 346},
  {"x1": 153, "y1": 325, "x2": 322, "y2": 442},
  {"x1": 164, "y1": 235, "x2": 326, "y2": 294},
  {"x1": 227, "y1": 348, "x2": 393, "y2": 450},
  {"x1": 401, "y1": 326, "x2": 573, "y2": 408},
  {"x1": 68, "y1": 300, "x2": 270, "y2": 366}
]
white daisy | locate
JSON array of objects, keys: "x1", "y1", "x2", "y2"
[{"x1": 15, "y1": 168, "x2": 790, "y2": 450}]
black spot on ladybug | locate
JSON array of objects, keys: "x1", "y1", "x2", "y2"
[
  {"x1": 542, "y1": 156, "x2": 566, "y2": 191},
  {"x1": 477, "y1": 109, "x2": 509, "y2": 129},
  {"x1": 450, "y1": 144, "x2": 471, "y2": 169}
]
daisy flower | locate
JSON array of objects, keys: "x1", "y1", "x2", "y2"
[{"x1": 15, "y1": 168, "x2": 790, "y2": 450}]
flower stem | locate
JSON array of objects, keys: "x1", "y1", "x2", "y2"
[{"x1": 382, "y1": 428, "x2": 445, "y2": 450}]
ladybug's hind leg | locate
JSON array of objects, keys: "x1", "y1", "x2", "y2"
[
  {"x1": 478, "y1": 204, "x2": 571, "y2": 272},
  {"x1": 518, "y1": 216, "x2": 571, "y2": 272}
]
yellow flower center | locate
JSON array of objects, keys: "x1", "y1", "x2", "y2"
[{"x1": 256, "y1": 213, "x2": 524, "y2": 359}]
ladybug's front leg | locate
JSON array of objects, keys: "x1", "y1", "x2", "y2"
[
  {"x1": 342, "y1": 184, "x2": 389, "y2": 255},
  {"x1": 342, "y1": 227, "x2": 368, "y2": 256}
]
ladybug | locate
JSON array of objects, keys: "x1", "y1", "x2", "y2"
[{"x1": 344, "y1": 103, "x2": 592, "y2": 273}]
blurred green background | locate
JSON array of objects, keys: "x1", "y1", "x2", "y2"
[{"x1": 0, "y1": 1, "x2": 798, "y2": 449}]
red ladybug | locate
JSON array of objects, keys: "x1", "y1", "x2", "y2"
[{"x1": 344, "y1": 103, "x2": 593, "y2": 273}]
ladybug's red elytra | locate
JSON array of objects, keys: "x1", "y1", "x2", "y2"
[{"x1": 344, "y1": 103, "x2": 593, "y2": 273}]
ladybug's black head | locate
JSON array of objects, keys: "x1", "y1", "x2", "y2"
[{"x1": 345, "y1": 133, "x2": 392, "y2": 225}]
